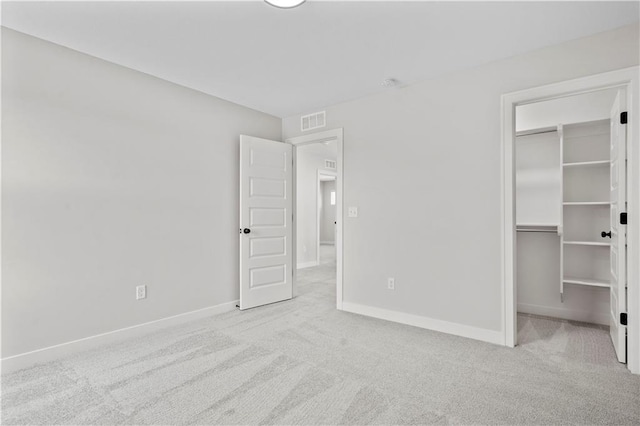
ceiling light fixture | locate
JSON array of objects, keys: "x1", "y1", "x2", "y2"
[{"x1": 265, "y1": 0, "x2": 306, "y2": 9}]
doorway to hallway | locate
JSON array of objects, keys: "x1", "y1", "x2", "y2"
[{"x1": 288, "y1": 129, "x2": 344, "y2": 309}]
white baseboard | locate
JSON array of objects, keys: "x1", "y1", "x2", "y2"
[
  {"x1": 1, "y1": 300, "x2": 238, "y2": 374},
  {"x1": 297, "y1": 261, "x2": 318, "y2": 269},
  {"x1": 517, "y1": 303, "x2": 609, "y2": 326},
  {"x1": 341, "y1": 302, "x2": 504, "y2": 346}
]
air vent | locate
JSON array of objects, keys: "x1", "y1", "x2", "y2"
[
  {"x1": 324, "y1": 159, "x2": 336, "y2": 170},
  {"x1": 301, "y1": 111, "x2": 326, "y2": 132}
]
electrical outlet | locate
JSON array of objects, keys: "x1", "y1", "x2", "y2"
[
  {"x1": 136, "y1": 285, "x2": 147, "y2": 300},
  {"x1": 348, "y1": 207, "x2": 358, "y2": 218},
  {"x1": 387, "y1": 278, "x2": 395, "y2": 290}
]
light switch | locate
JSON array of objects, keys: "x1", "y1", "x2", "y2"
[{"x1": 348, "y1": 207, "x2": 358, "y2": 218}]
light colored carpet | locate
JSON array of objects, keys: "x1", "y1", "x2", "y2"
[{"x1": 2, "y1": 247, "x2": 639, "y2": 425}]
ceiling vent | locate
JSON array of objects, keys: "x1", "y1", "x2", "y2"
[
  {"x1": 301, "y1": 111, "x2": 326, "y2": 132},
  {"x1": 324, "y1": 159, "x2": 336, "y2": 170}
]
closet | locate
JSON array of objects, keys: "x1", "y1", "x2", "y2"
[{"x1": 515, "y1": 89, "x2": 620, "y2": 329}]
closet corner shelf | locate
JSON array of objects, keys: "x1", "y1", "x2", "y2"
[
  {"x1": 563, "y1": 201, "x2": 611, "y2": 206},
  {"x1": 562, "y1": 160, "x2": 609, "y2": 168},
  {"x1": 563, "y1": 276, "x2": 610, "y2": 288},
  {"x1": 563, "y1": 240, "x2": 610, "y2": 247}
]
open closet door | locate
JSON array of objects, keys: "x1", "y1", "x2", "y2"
[
  {"x1": 239, "y1": 135, "x2": 293, "y2": 310},
  {"x1": 609, "y1": 91, "x2": 627, "y2": 363}
]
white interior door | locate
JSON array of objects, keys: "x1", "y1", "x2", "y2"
[
  {"x1": 239, "y1": 135, "x2": 293, "y2": 310},
  {"x1": 609, "y1": 91, "x2": 627, "y2": 362}
]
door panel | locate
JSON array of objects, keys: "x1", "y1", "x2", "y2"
[
  {"x1": 250, "y1": 177, "x2": 286, "y2": 198},
  {"x1": 609, "y1": 91, "x2": 627, "y2": 363},
  {"x1": 240, "y1": 135, "x2": 293, "y2": 310},
  {"x1": 250, "y1": 208, "x2": 287, "y2": 227},
  {"x1": 250, "y1": 237, "x2": 286, "y2": 258}
]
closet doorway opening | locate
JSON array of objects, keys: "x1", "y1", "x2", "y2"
[
  {"x1": 501, "y1": 67, "x2": 639, "y2": 374},
  {"x1": 515, "y1": 88, "x2": 621, "y2": 363},
  {"x1": 288, "y1": 129, "x2": 343, "y2": 309}
]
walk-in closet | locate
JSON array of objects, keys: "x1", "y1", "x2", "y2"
[{"x1": 515, "y1": 88, "x2": 628, "y2": 363}]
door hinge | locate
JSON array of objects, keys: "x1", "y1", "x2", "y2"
[
  {"x1": 620, "y1": 111, "x2": 627, "y2": 125},
  {"x1": 620, "y1": 312, "x2": 628, "y2": 326},
  {"x1": 620, "y1": 212, "x2": 627, "y2": 225}
]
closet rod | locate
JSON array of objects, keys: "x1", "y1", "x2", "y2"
[
  {"x1": 515, "y1": 128, "x2": 557, "y2": 137},
  {"x1": 516, "y1": 229, "x2": 558, "y2": 233}
]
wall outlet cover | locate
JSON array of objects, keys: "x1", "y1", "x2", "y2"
[{"x1": 136, "y1": 285, "x2": 147, "y2": 300}]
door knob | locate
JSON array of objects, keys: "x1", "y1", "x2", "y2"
[
  {"x1": 601, "y1": 231, "x2": 612, "y2": 238},
  {"x1": 243, "y1": 228, "x2": 251, "y2": 234}
]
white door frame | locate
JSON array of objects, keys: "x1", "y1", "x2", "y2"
[
  {"x1": 287, "y1": 128, "x2": 344, "y2": 310},
  {"x1": 317, "y1": 171, "x2": 337, "y2": 263},
  {"x1": 501, "y1": 67, "x2": 640, "y2": 374}
]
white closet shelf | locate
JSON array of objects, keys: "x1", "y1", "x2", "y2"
[
  {"x1": 562, "y1": 160, "x2": 609, "y2": 168},
  {"x1": 563, "y1": 201, "x2": 611, "y2": 206},
  {"x1": 563, "y1": 240, "x2": 610, "y2": 247},
  {"x1": 563, "y1": 276, "x2": 610, "y2": 288}
]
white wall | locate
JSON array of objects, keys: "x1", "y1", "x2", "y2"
[
  {"x1": 295, "y1": 144, "x2": 336, "y2": 267},
  {"x1": 320, "y1": 180, "x2": 336, "y2": 244},
  {"x1": 282, "y1": 23, "x2": 639, "y2": 336},
  {"x1": 516, "y1": 88, "x2": 618, "y2": 131},
  {"x1": 1, "y1": 28, "x2": 281, "y2": 358}
]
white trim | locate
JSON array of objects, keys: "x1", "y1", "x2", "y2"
[
  {"x1": 501, "y1": 88, "x2": 516, "y2": 348},
  {"x1": 317, "y1": 169, "x2": 337, "y2": 266},
  {"x1": 517, "y1": 303, "x2": 609, "y2": 326},
  {"x1": 296, "y1": 261, "x2": 319, "y2": 269},
  {"x1": 320, "y1": 241, "x2": 335, "y2": 245},
  {"x1": 342, "y1": 302, "x2": 503, "y2": 345},
  {"x1": 1, "y1": 300, "x2": 238, "y2": 373},
  {"x1": 501, "y1": 66, "x2": 640, "y2": 374},
  {"x1": 287, "y1": 128, "x2": 344, "y2": 310}
]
